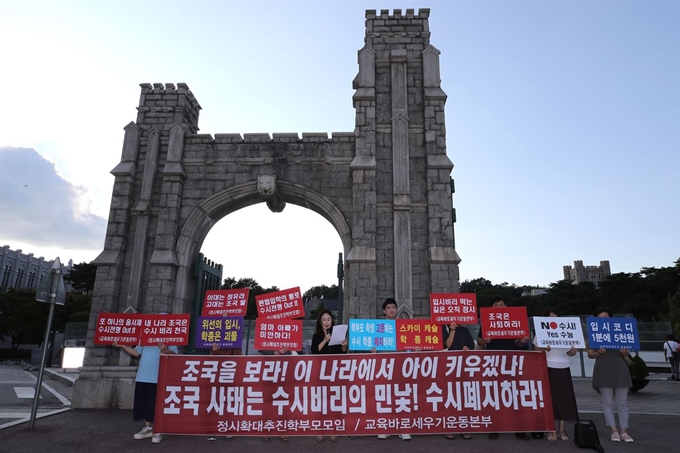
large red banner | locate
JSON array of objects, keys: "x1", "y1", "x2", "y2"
[{"x1": 154, "y1": 351, "x2": 554, "y2": 436}]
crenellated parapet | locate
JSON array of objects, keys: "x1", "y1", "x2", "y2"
[
  {"x1": 136, "y1": 82, "x2": 201, "y2": 133},
  {"x1": 364, "y1": 9, "x2": 431, "y2": 47},
  {"x1": 195, "y1": 131, "x2": 356, "y2": 144}
]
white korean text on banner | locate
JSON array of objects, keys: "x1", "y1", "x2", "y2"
[
  {"x1": 255, "y1": 287, "x2": 304, "y2": 320},
  {"x1": 480, "y1": 307, "x2": 529, "y2": 339},
  {"x1": 254, "y1": 318, "x2": 303, "y2": 351},
  {"x1": 154, "y1": 351, "x2": 554, "y2": 436},
  {"x1": 94, "y1": 312, "x2": 190, "y2": 346},
  {"x1": 430, "y1": 293, "x2": 478, "y2": 324},
  {"x1": 201, "y1": 289, "x2": 250, "y2": 317},
  {"x1": 94, "y1": 312, "x2": 143, "y2": 345},
  {"x1": 586, "y1": 317, "x2": 640, "y2": 350}
]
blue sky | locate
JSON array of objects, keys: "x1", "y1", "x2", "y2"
[{"x1": 0, "y1": 0, "x2": 678, "y2": 292}]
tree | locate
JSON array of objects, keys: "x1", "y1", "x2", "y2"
[
  {"x1": 64, "y1": 262, "x2": 97, "y2": 294},
  {"x1": 460, "y1": 278, "x2": 493, "y2": 293},
  {"x1": 303, "y1": 285, "x2": 338, "y2": 301},
  {"x1": 0, "y1": 289, "x2": 48, "y2": 348},
  {"x1": 668, "y1": 287, "x2": 680, "y2": 336},
  {"x1": 541, "y1": 280, "x2": 598, "y2": 317},
  {"x1": 0, "y1": 289, "x2": 91, "y2": 349},
  {"x1": 309, "y1": 302, "x2": 328, "y2": 321},
  {"x1": 221, "y1": 277, "x2": 279, "y2": 319}
]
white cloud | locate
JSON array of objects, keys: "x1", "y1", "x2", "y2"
[{"x1": 0, "y1": 147, "x2": 107, "y2": 255}]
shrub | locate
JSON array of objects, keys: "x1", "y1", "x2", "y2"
[{"x1": 0, "y1": 348, "x2": 31, "y2": 360}]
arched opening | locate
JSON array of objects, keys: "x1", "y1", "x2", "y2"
[
  {"x1": 201, "y1": 203, "x2": 344, "y2": 293},
  {"x1": 172, "y1": 181, "x2": 351, "y2": 316}
]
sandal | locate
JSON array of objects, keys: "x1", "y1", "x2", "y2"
[
  {"x1": 445, "y1": 434, "x2": 455, "y2": 440},
  {"x1": 560, "y1": 433, "x2": 570, "y2": 441},
  {"x1": 330, "y1": 436, "x2": 338, "y2": 442},
  {"x1": 547, "y1": 433, "x2": 556, "y2": 442},
  {"x1": 462, "y1": 434, "x2": 472, "y2": 440},
  {"x1": 316, "y1": 436, "x2": 324, "y2": 442}
]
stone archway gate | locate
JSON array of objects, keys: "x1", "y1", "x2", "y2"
[{"x1": 73, "y1": 9, "x2": 460, "y2": 409}]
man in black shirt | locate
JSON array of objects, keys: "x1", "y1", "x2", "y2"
[{"x1": 477, "y1": 297, "x2": 532, "y2": 441}]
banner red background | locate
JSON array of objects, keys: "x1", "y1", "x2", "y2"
[{"x1": 155, "y1": 351, "x2": 554, "y2": 436}]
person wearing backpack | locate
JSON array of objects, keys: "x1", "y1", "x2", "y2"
[{"x1": 663, "y1": 334, "x2": 679, "y2": 381}]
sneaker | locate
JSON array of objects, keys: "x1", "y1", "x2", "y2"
[
  {"x1": 152, "y1": 434, "x2": 163, "y2": 444},
  {"x1": 611, "y1": 432, "x2": 621, "y2": 442},
  {"x1": 134, "y1": 426, "x2": 153, "y2": 440},
  {"x1": 400, "y1": 434, "x2": 412, "y2": 441},
  {"x1": 621, "y1": 433, "x2": 634, "y2": 443},
  {"x1": 378, "y1": 434, "x2": 389, "y2": 440},
  {"x1": 207, "y1": 437, "x2": 217, "y2": 441},
  {"x1": 224, "y1": 436, "x2": 234, "y2": 439}
]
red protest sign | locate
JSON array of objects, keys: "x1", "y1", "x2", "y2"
[
  {"x1": 139, "y1": 314, "x2": 191, "y2": 346},
  {"x1": 254, "y1": 318, "x2": 303, "y2": 351},
  {"x1": 430, "y1": 293, "x2": 478, "y2": 324},
  {"x1": 480, "y1": 307, "x2": 529, "y2": 339},
  {"x1": 255, "y1": 287, "x2": 304, "y2": 320},
  {"x1": 201, "y1": 289, "x2": 250, "y2": 317},
  {"x1": 94, "y1": 312, "x2": 143, "y2": 345},
  {"x1": 154, "y1": 351, "x2": 554, "y2": 437},
  {"x1": 396, "y1": 320, "x2": 443, "y2": 351}
]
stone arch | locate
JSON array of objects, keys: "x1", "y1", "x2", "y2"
[
  {"x1": 172, "y1": 181, "x2": 352, "y2": 314},
  {"x1": 74, "y1": 9, "x2": 462, "y2": 409}
]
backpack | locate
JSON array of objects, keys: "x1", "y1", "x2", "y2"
[
  {"x1": 574, "y1": 419, "x2": 604, "y2": 452},
  {"x1": 668, "y1": 342, "x2": 680, "y2": 360}
]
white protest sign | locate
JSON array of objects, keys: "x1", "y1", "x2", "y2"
[{"x1": 533, "y1": 316, "x2": 585, "y2": 349}]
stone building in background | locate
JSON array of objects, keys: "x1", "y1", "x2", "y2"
[
  {"x1": 563, "y1": 260, "x2": 611, "y2": 287},
  {"x1": 0, "y1": 245, "x2": 73, "y2": 292}
]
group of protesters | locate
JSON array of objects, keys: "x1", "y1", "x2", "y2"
[{"x1": 114, "y1": 298, "x2": 637, "y2": 445}]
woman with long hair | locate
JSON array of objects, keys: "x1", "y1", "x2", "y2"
[
  {"x1": 534, "y1": 308, "x2": 579, "y2": 442},
  {"x1": 311, "y1": 309, "x2": 347, "y2": 442}
]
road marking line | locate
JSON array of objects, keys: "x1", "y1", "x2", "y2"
[
  {"x1": 0, "y1": 408, "x2": 71, "y2": 430},
  {"x1": 14, "y1": 387, "x2": 38, "y2": 398},
  {"x1": 23, "y1": 371, "x2": 71, "y2": 406}
]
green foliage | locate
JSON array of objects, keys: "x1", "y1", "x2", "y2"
[
  {"x1": 0, "y1": 289, "x2": 92, "y2": 349},
  {"x1": 460, "y1": 278, "x2": 493, "y2": 293},
  {"x1": 309, "y1": 302, "x2": 328, "y2": 321},
  {"x1": 0, "y1": 348, "x2": 31, "y2": 360},
  {"x1": 668, "y1": 286, "x2": 680, "y2": 336},
  {"x1": 462, "y1": 259, "x2": 680, "y2": 321},
  {"x1": 303, "y1": 285, "x2": 338, "y2": 301},
  {"x1": 63, "y1": 262, "x2": 97, "y2": 294},
  {"x1": 222, "y1": 277, "x2": 279, "y2": 319}
]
